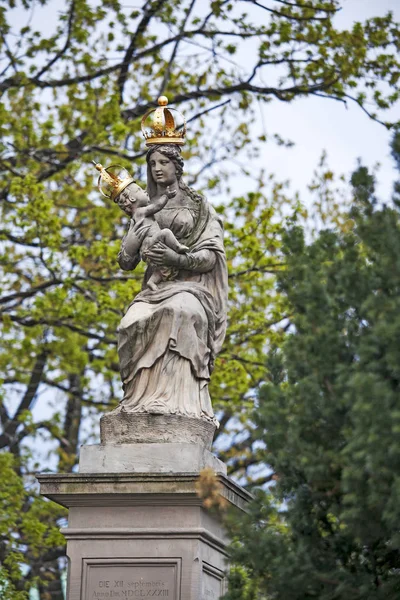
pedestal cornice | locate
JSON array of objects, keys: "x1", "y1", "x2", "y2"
[{"x1": 36, "y1": 471, "x2": 252, "y2": 511}]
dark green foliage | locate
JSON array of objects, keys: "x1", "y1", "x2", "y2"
[{"x1": 225, "y1": 133, "x2": 400, "y2": 599}]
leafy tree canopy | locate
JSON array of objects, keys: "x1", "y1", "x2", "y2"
[
  {"x1": 0, "y1": 0, "x2": 399, "y2": 596},
  {"x1": 226, "y1": 132, "x2": 400, "y2": 600}
]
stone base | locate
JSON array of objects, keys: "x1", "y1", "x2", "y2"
[
  {"x1": 100, "y1": 412, "x2": 216, "y2": 450},
  {"x1": 38, "y1": 472, "x2": 251, "y2": 600},
  {"x1": 79, "y1": 443, "x2": 227, "y2": 475},
  {"x1": 38, "y1": 411, "x2": 247, "y2": 599}
]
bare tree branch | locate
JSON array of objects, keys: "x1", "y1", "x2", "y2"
[
  {"x1": 0, "y1": 279, "x2": 62, "y2": 306},
  {"x1": 213, "y1": 410, "x2": 232, "y2": 442},
  {"x1": 8, "y1": 314, "x2": 117, "y2": 345},
  {"x1": 246, "y1": 0, "x2": 333, "y2": 21},
  {"x1": 0, "y1": 350, "x2": 48, "y2": 448},
  {"x1": 273, "y1": 0, "x2": 339, "y2": 12},
  {"x1": 59, "y1": 374, "x2": 83, "y2": 470},
  {"x1": 0, "y1": 31, "x2": 18, "y2": 74},
  {"x1": 0, "y1": 24, "x2": 331, "y2": 95},
  {"x1": 118, "y1": 0, "x2": 165, "y2": 103},
  {"x1": 245, "y1": 472, "x2": 275, "y2": 488},
  {"x1": 158, "y1": 0, "x2": 197, "y2": 96},
  {"x1": 312, "y1": 90, "x2": 397, "y2": 129},
  {"x1": 228, "y1": 264, "x2": 285, "y2": 278},
  {"x1": 35, "y1": 0, "x2": 76, "y2": 80}
]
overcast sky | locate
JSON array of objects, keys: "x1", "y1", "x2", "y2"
[{"x1": 258, "y1": 0, "x2": 400, "y2": 205}]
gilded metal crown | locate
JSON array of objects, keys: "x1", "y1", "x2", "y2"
[
  {"x1": 141, "y1": 96, "x2": 186, "y2": 146},
  {"x1": 93, "y1": 162, "x2": 135, "y2": 202}
]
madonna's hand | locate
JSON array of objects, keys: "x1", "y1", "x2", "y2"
[
  {"x1": 128, "y1": 217, "x2": 148, "y2": 243},
  {"x1": 145, "y1": 242, "x2": 184, "y2": 268}
]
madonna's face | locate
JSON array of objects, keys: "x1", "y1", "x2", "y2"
[{"x1": 148, "y1": 151, "x2": 177, "y2": 187}]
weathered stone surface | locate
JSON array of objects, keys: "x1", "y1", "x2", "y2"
[
  {"x1": 83, "y1": 558, "x2": 181, "y2": 600},
  {"x1": 37, "y1": 472, "x2": 252, "y2": 511},
  {"x1": 37, "y1": 472, "x2": 252, "y2": 600},
  {"x1": 79, "y1": 442, "x2": 227, "y2": 475},
  {"x1": 100, "y1": 412, "x2": 216, "y2": 449}
]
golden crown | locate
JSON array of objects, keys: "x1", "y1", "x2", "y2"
[
  {"x1": 93, "y1": 162, "x2": 135, "y2": 202},
  {"x1": 141, "y1": 96, "x2": 186, "y2": 146}
]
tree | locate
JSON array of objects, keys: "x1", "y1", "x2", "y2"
[
  {"x1": 0, "y1": 0, "x2": 400, "y2": 596},
  {"x1": 225, "y1": 133, "x2": 400, "y2": 599}
]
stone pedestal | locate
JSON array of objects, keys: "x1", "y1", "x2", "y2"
[
  {"x1": 100, "y1": 413, "x2": 216, "y2": 449},
  {"x1": 37, "y1": 414, "x2": 251, "y2": 600}
]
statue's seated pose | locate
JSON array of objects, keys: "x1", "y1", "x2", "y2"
[{"x1": 94, "y1": 98, "x2": 228, "y2": 426}]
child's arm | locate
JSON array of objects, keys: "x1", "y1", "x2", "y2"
[{"x1": 142, "y1": 187, "x2": 176, "y2": 217}]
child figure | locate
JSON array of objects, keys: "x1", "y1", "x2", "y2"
[{"x1": 116, "y1": 181, "x2": 188, "y2": 290}]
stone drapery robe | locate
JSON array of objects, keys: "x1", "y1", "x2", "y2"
[{"x1": 116, "y1": 195, "x2": 228, "y2": 423}]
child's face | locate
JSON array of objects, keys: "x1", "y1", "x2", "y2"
[
  {"x1": 116, "y1": 183, "x2": 148, "y2": 215},
  {"x1": 132, "y1": 184, "x2": 149, "y2": 205}
]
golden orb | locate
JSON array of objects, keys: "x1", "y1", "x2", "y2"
[{"x1": 158, "y1": 95, "x2": 168, "y2": 106}]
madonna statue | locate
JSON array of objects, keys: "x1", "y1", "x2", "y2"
[
  {"x1": 115, "y1": 143, "x2": 227, "y2": 425},
  {"x1": 97, "y1": 99, "x2": 228, "y2": 428}
]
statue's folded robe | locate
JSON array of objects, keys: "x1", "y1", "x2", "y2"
[{"x1": 118, "y1": 204, "x2": 228, "y2": 387}]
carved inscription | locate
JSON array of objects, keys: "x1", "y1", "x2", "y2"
[{"x1": 86, "y1": 564, "x2": 176, "y2": 600}]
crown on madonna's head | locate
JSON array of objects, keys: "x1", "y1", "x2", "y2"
[
  {"x1": 93, "y1": 162, "x2": 135, "y2": 202},
  {"x1": 141, "y1": 96, "x2": 186, "y2": 146}
]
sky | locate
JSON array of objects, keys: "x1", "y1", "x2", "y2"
[{"x1": 257, "y1": 0, "x2": 400, "y2": 204}]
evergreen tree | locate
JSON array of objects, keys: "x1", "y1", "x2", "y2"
[{"x1": 226, "y1": 132, "x2": 400, "y2": 599}]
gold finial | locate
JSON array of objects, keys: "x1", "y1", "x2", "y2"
[
  {"x1": 93, "y1": 162, "x2": 120, "y2": 187},
  {"x1": 141, "y1": 95, "x2": 186, "y2": 146},
  {"x1": 92, "y1": 161, "x2": 135, "y2": 202}
]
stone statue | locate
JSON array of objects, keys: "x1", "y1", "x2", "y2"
[{"x1": 94, "y1": 97, "x2": 228, "y2": 427}]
